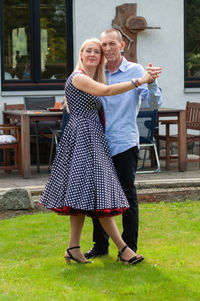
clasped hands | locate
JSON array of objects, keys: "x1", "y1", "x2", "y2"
[
  {"x1": 141, "y1": 63, "x2": 162, "y2": 85},
  {"x1": 146, "y1": 63, "x2": 162, "y2": 83}
]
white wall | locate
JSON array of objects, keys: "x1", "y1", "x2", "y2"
[{"x1": 74, "y1": 0, "x2": 200, "y2": 109}]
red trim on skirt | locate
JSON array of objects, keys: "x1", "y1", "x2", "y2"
[{"x1": 38, "y1": 203, "x2": 129, "y2": 218}]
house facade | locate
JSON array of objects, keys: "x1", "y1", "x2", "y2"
[{"x1": 0, "y1": 0, "x2": 200, "y2": 122}]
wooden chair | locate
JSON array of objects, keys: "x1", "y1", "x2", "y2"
[
  {"x1": 4, "y1": 103, "x2": 24, "y2": 110},
  {"x1": 157, "y1": 101, "x2": 200, "y2": 170},
  {"x1": 0, "y1": 124, "x2": 22, "y2": 174},
  {"x1": 4, "y1": 103, "x2": 24, "y2": 125}
]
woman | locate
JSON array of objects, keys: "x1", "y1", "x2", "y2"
[{"x1": 39, "y1": 38, "x2": 160, "y2": 265}]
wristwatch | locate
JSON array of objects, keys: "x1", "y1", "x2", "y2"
[{"x1": 131, "y1": 78, "x2": 141, "y2": 88}]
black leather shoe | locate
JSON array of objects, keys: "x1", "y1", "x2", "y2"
[{"x1": 84, "y1": 245, "x2": 108, "y2": 259}]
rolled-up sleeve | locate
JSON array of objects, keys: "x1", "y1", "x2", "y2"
[{"x1": 139, "y1": 80, "x2": 162, "y2": 109}]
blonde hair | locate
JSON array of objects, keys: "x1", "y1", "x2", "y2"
[{"x1": 74, "y1": 38, "x2": 107, "y2": 84}]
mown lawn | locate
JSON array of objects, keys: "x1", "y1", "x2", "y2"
[{"x1": 0, "y1": 201, "x2": 200, "y2": 301}]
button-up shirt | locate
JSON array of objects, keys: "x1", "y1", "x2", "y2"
[{"x1": 101, "y1": 57, "x2": 162, "y2": 157}]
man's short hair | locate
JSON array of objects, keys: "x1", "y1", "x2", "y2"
[{"x1": 100, "y1": 28, "x2": 122, "y2": 43}]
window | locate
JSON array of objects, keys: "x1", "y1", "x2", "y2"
[
  {"x1": 0, "y1": 0, "x2": 73, "y2": 91},
  {"x1": 185, "y1": 0, "x2": 200, "y2": 88}
]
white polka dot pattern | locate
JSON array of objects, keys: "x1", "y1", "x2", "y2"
[{"x1": 39, "y1": 71, "x2": 129, "y2": 217}]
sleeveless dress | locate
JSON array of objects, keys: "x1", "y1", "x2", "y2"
[{"x1": 39, "y1": 71, "x2": 129, "y2": 217}]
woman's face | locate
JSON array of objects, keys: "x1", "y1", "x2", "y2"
[{"x1": 81, "y1": 42, "x2": 102, "y2": 68}]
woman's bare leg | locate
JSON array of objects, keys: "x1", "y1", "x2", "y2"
[
  {"x1": 69, "y1": 214, "x2": 85, "y2": 247},
  {"x1": 99, "y1": 217, "x2": 141, "y2": 261},
  {"x1": 65, "y1": 214, "x2": 88, "y2": 262}
]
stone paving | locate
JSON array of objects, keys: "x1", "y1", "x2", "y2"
[
  {"x1": 0, "y1": 162, "x2": 199, "y2": 189},
  {"x1": 0, "y1": 161, "x2": 199, "y2": 210}
]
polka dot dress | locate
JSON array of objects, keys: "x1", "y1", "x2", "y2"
[{"x1": 39, "y1": 71, "x2": 129, "y2": 217}]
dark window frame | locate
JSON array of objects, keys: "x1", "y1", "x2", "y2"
[
  {"x1": 184, "y1": 0, "x2": 200, "y2": 88},
  {"x1": 0, "y1": 0, "x2": 73, "y2": 91}
]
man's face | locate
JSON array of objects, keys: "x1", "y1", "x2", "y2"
[{"x1": 100, "y1": 32, "x2": 124, "y2": 63}]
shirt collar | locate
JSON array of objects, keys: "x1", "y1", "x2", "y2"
[{"x1": 105, "y1": 56, "x2": 128, "y2": 74}]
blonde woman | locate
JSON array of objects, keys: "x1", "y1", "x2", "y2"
[{"x1": 39, "y1": 38, "x2": 161, "y2": 265}]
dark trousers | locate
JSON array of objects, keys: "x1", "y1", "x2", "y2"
[
  {"x1": 92, "y1": 146, "x2": 139, "y2": 252},
  {"x1": 61, "y1": 108, "x2": 70, "y2": 135}
]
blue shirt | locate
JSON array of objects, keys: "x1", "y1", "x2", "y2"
[{"x1": 101, "y1": 57, "x2": 162, "y2": 157}]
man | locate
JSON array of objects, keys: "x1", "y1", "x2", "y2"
[
  {"x1": 61, "y1": 96, "x2": 70, "y2": 135},
  {"x1": 84, "y1": 29, "x2": 162, "y2": 258}
]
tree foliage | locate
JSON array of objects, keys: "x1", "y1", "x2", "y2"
[{"x1": 186, "y1": 0, "x2": 200, "y2": 77}]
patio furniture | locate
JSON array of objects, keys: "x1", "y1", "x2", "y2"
[
  {"x1": 0, "y1": 124, "x2": 22, "y2": 174},
  {"x1": 3, "y1": 109, "x2": 63, "y2": 178},
  {"x1": 48, "y1": 128, "x2": 61, "y2": 172},
  {"x1": 23, "y1": 96, "x2": 60, "y2": 172},
  {"x1": 4, "y1": 103, "x2": 24, "y2": 125},
  {"x1": 137, "y1": 109, "x2": 161, "y2": 173},
  {"x1": 156, "y1": 108, "x2": 187, "y2": 171},
  {"x1": 4, "y1": 103, "x2": 24, "y2": 111},
  {"x1": 157, "y1": 101, "x2": 200, "y2": 170}
]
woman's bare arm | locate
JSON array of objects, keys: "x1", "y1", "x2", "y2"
[{"x1": 72, "y1": 67, "x2": 161, "y2": 97}]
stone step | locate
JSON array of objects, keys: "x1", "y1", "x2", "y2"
[
  {"x1": 136, "y1": 178, "x2": 200, "y2": 189},
  {"x1": 138, "y1": 186, "x2": 200, "y2": 202}
]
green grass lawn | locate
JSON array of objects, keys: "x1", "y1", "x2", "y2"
[{"x1": 0, "y1": 201, "x2": 200, "y2": 301}]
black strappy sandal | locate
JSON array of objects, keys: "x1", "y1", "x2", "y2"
[
  {"x1": 118, "y1": 245, "x2": 144, "y2": 265},
  {"x1": 64, "y1": 246, "x2": 92, "y2": 264}
]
